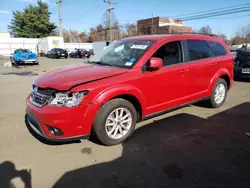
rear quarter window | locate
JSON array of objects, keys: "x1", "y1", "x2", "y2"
[
  {"x1": 207, "y1": 41, "x2": 227, "y2": 57},
  {"x1": 186, "y1": 40, "x2": 211, "y2": 61}
]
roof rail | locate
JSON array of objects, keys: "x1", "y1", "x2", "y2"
[{"x1": 171, "y1": 32, "x2": 217, "y2": 37}]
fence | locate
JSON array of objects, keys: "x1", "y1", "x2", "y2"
[
  {"x1": 0, "y1": 38, "x2": 38, "y2": 56},
  {"x1": 0, "y1": 37, "x2": 93, "y2": 56},
  {"x1": 64, "y1": 43, "x2": 93, "y2": 52}
]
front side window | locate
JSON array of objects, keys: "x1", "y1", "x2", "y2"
[
  {"x1": 152, "y1": 41, "x2": 182, "y2": 67},
  {"x1": 207, "y1": 41, "x2": 227, "y2": 57},
  {"x1": 186, "y1": 40, "x2": 211, "y2": 61},
  {"x1": 89, "y1": 39, "x2": 155, "y2": 68}
]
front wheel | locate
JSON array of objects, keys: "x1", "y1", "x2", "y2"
[
  {"x1": 93, "y1": 99, "x2": 137, "y2": 146},
  {"x1": 208, "y1": 78, "x2": 228, "y2": 108}
]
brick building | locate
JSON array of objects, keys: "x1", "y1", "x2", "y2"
[{"x1": 137, "y1": 17, "x2": 193, "y2": 35}]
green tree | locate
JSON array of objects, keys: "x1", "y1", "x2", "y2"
[{"x1": 8, "y1": 0, "x2": 56, "y2": 38}]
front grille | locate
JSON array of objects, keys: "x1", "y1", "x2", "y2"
[
  {"x1": 32, "y1": 85, "x2": 55, "y2": 96},
  {"x1": 30, "y1": 85, "x2": 55, "y2": 107}
]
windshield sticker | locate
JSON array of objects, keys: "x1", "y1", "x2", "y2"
[
  {"x1": 125, "y1": 62, "x2": 133, "y2": 66},
  {"x1": 129, "y1": 58, "x2": 136, "y2": 62},
  {"x1": 130, "y1": 44, "x2": 148, "y2": 49}
]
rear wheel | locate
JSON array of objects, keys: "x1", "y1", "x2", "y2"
[
  {"x1": 208, "y1": 78, "x2": 228, "y2": 108},
  {"x1": 93, "y1": 99, "x2": 137, "y2": 146}
]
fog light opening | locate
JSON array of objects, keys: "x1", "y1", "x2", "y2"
[{"x1": 46, "y1": 125, "x2": 63, "y2": 136}]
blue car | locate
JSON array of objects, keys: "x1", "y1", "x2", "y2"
[{"x1": 11, "y1": 49, "x2": 38, "y2": 65}]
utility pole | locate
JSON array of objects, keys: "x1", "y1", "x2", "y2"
[
  {"x1": 104, "y1": 0, "x2": 117, "y2": 41},
  {"x1": 151, "y1": 12, "x2": 154, "y2": 34},
  {"x1": 57, "y1": 0, "x2": 63, "y2": 37}
]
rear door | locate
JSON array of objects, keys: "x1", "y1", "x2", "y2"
[
  {"x1": 207, "y1": 40, "x2": 229, "y2": 70},
  {"x1": 183, "y1": 39, "x2": 214, "y2": 100}
]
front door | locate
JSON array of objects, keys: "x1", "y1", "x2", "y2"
[{"x1": 136, "y1": 40, "x2": 190, "y2": 115}]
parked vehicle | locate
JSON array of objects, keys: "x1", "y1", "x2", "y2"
[
  {"x1": 26, "y1": 33, "x2": 234, "y2": 146},
  {"x1": 234, "y1": 47, "x2": 250, "y2": 79},
  {"x1": 69, "y1": 48, "x2": 82, "y2": 58},
  {"x1": 46, "y1": 48, "x2": 68, "y2": 59},
  {"x1": 80, "y1": 49, "x2": 92, "y2": 58},
  {"x1": 10, "y1": 49, "x2": 38, "y2": 65},
  {"x1": 69, "y1": 48, "x2": 91, "y2": 58},
  {"x1": 37, "y1": 36, "x2": 65, "y2": 56}
]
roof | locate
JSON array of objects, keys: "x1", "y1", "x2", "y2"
[
  {"x1": 123, "y1": 33, "x2": 219, "y2": 41},
  {"x1": 123, "y1": 34, "x2": 172, "y2": 41}
]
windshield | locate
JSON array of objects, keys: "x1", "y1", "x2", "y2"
[
  {"x1": 16, "y1": 49, "x2": 32, "y2": 53},
  {"x1": 89, "y1": 39, "x2": 155, "y2": 68}
]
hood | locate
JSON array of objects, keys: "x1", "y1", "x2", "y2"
[{"x1": 34, "y1": 64, "x2": 128, "y2": 90}]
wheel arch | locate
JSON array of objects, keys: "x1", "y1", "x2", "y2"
[
  {"x1": 219, "y1": 74, "x2": 230, "y2": 89},
  {"x1": 109, "y1": 94, "x2": 142, "y2": 121},
  {"x1": 92, "y1": 84, "x2": 147, "y2": 119},
  {"x1": 208, "y1": 69, "x2": 231, "y2": 95}
]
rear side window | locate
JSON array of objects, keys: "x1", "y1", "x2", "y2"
[
  {"x1": 207, "y1": 41, "x2": 227, "y2": 57},
  {"x1": 186, "y1": 40, "x2": 211, "y2": 61}
]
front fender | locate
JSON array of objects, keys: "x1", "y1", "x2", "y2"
[
  {"x1": 208, "y1": 68, "x2": 231, "y2": 95},
  {"x1": 13, "y1": 54, "x2": 20, "y2": 61},
  {"x1": 92, "y1": 84, "x2": 147, "y2": 117}
]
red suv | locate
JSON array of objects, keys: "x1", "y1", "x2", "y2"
[{"x1": 26, "y1": 34, "x2": 234, "y2": 145}]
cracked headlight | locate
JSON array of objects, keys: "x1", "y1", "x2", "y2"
[{"x1": 49, "y1": 91, "x2": 88, "y2": 107}]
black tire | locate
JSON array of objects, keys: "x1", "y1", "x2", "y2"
[
  {"x1": 93, "y1": 98, "x2": 137, "y2": 146},
  {"x1": 10, "y1": 57, "x2": 14, "y2": 64},
  {"x1": 65, "y1": 56, "x2": 68, "y2": 59},
  {"x1": 208, "y1": 78, "x2": 228, "y2": 108}
]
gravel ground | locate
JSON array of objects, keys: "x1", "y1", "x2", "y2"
[{"x1": 0, "y1": 57, "x2": 250, "y2": 188}]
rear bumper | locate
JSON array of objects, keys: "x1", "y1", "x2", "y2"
[
  {"x1": 234, "y1": 67, "x2": 250, "y2": 78},
  {"x1": 60, "y1": 54, "x2": 67, "y2": 57}
]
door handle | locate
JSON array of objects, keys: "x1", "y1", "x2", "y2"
[
  {"x1": 210, "y1": 62, "x2": 218, "y2": 66},
  {"x1": 179, "y1": 69, "x2": 189, "y2": 74}
]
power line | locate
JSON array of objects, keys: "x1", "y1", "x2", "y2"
[
  {"x1": 67, "y1": 2, "x2": 104, "y2": 22},
  {"x1": 172, "y1": 3, "x2": 250, "y2": 18},
  {"x1": 181, "y1": 7, "x2": 250, "y2": 21},
  {"x1": 207, "y1": 14, "x2": 250, "y2": 19},
  {"x1": 75, "y1": 6, "x2": 108, "y2": 24},
  {"x1": 178, "y1": 5, "x2": 250, "y2": 20}
]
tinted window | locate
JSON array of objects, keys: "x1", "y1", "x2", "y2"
[
  {"x1": 153, "y1": 41, "x2": 182, "y2": 67},
  {"x1": 186, "y1": 40, "x2": 211, "y2": 61},
  {"x1": 207, "y1": 41, "x2": 227, "y2": 56}
]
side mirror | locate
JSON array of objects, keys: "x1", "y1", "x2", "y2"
[{"x1": 147, "y1": 57, "x2": 163, "y2": 71}]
